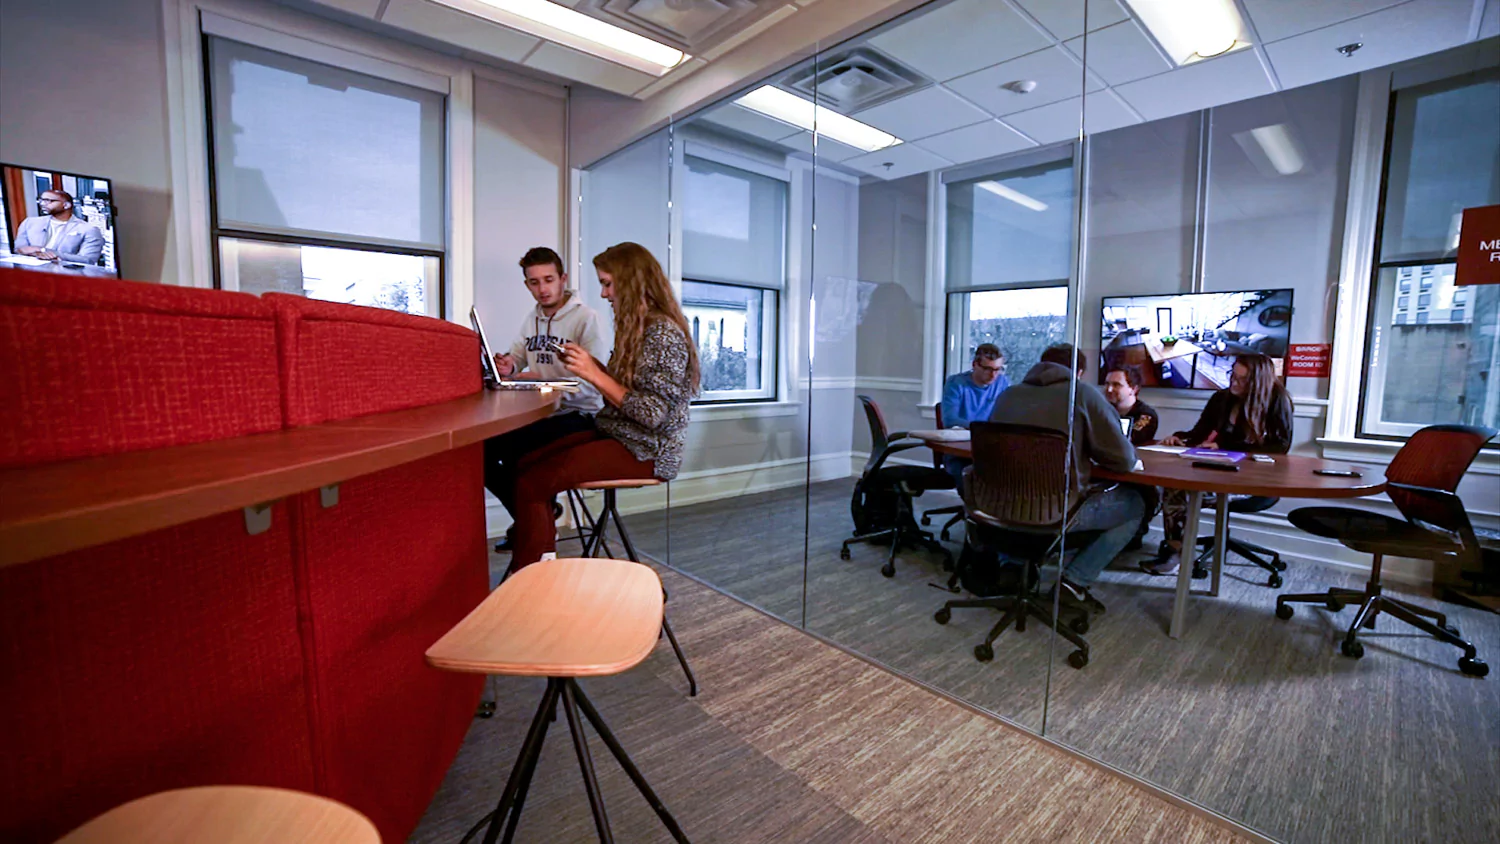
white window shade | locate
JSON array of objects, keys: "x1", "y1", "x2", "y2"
[
  {"x1": 945, "y1": 156, "x2": 1076, "y2": 293},
  {"x1": 681, "y1": 155, "x2": 787, "y2": 289},
  {"x1": 208, "y1": 36, "x2": 446, "y2": 250}
]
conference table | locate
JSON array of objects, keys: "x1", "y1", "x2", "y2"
[{"x1": 912, "y1": 432, "x2": 1386, "y2": 638}]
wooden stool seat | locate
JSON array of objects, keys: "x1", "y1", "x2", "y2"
[
  {"x1": 575, "y1": 478, "x2": 662, "y2": 490},
  {"x1": 427, "y1": 558, "x2": 663, "y2": 678},
  {"x1": 56, "y1": 786, "x2": 379, "y2": 844}
]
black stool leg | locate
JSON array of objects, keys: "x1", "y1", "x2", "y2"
[
  {"x1": 477, "y1": 680, "x2": 561, "y2": 844},
  {"x1": 499, "y1": 690, "x2": 558, "y2": 844},
  {"x1": 660, "y1": 615, "x2": 698, "y2": 697},
  {"x1": 608, "y1": 491, "x2": 699, "y2": 697},
  {"x1": 570, "y1": 680, "x2": 691, "y2": 844},
  {"x1": 561, "y1": 681, "x2": 613, "y2": 844}
]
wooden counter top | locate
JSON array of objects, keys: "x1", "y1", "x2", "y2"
[{"x1": 0, "y1": 390, "x2": 556, "y2": 569}]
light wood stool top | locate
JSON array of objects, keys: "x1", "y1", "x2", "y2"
[
  {"x1": 575, "y1": 478, "x2": 662, "y2": 490},
  {"x1": 55, "y1": 786, "x2": 380, "y2": 844},
  {"x1": 426, "y1": 558, "x2": 664, "y2": 677}
]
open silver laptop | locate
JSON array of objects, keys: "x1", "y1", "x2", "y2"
[{"x1": 469, "y1": 306, "x2": 580, "y2": 392}]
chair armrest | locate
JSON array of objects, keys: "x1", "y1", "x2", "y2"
[{"x1": 865, "y1": 441, "x2": 924, "y2": 474}]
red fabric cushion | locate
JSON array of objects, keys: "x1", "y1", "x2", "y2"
[
  {"x1": 0, "y1": 506, "x2": 314, "y2": 844},
  {"x1": 265, "y1": 294, "x2": 481, "y2": 427},
  {"x1": 292, "y1": 446, "x2": 489, "y2": 843},
  {"x1": 0, "y1": 269, "x2": 282, "y2": 468}
]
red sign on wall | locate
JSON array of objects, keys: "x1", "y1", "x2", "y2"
[
  {"x1": 1286, "y1": 344, "x2": 1331, "y2": 378},
  {"x1": 1456, "y1": 204, "x2": 1500, "y2": 286}
]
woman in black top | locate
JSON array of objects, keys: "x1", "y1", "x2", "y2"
[{"x1": 1140, "y1": 354, "x2": 1295, "y2": 576}]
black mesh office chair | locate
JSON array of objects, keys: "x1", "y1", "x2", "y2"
[
  {"x1": 932, "y1": 421, "x2": 1109, "y2": 670},
  {"x1": 1277, "y1": 424, "x2": 1494, "y2": 676},
  {"x1": 842, "y1": 395, "x2": 956, "y2": 577},
  {"x1": 921, "y1": 402, "x2": 965, "y2": 541}
]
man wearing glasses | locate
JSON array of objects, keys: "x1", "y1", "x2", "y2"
[
  {"x1": 939, "y1": 343, "x2": 1009, "y2": 484},
  {"x1": 14, "y1": 190, "x2": 104, "y2": 265}
]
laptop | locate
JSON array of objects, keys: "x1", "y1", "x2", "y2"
[{"x1": 469, "y1": 306, "x2": 580, "y2": 392}]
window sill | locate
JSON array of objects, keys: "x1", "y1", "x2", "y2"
[
  {"x1": 690, "y1": 400, "x2": 802, "y2": 422},
  {"x1": 1317, "y1": 436, "x2": 1500, "y2": 475}
]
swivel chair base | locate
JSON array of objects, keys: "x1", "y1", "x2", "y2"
[
  {"x1": 842, "y1": 492, "x2": 954, "y2": 577},
  {"x1": 1194, "y1": 535, "x2": 1288, "y2": 587},
  {"x1": 933, "y1": 564, "x2": 1094, "y2": 670}
]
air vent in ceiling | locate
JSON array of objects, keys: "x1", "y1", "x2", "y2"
[{"x1": 779, "y1": 47, "x2": 930, "y2": 114}]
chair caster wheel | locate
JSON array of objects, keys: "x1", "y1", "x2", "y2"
[
  {"x1": 1191, "y1": 566, "x2": 1209, "y2": 580},
  {"x1": 934, "y1": 608, "x2": 951, "y2": 625},
  {"x1": 1458, "y1": 656, "x2": 1488, "y2": 677},
  {"x1": 921, "y1": 515, "x2": 932, "y2": 526},
  {"x1": 475, "y1": 700, "x2": 496, "y2": 719},
  {"x1": 1067, "y1": 650, "x2": 1089, "y2": 669},
  {"x1": 1341, "y1": 639, "x2": 1364, "y2": 659},
  {"x1": 1267, "y1": 573, "x2": 1283, "y2": 589},
  {"x1": 880, "y1": 562, "x2": 895, "y2": 578},
  {"x1": 974, "y1": 643, "x2": 994, "y2": 662},
  {"x1": 1272, "y1": 558, "x2": 1287, "y2": 571},
  {"x1": 840, "y1": 547, "x2": 851, "y2": 560},
  {"x1": 1326, "y1": 597, "x2": 1344, "y2": 612},
  {"x1": 1069, "y1": 616, "x2": 1090, "y2": 635},
  {"x1": 1275, "y1": 603, "x2": 1293, "y2": 620}
]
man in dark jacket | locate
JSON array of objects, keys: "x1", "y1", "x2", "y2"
[
  {"x1": 1104, "y1": 364, "x2": 1160, "y2": 551},
  {"x1": 983, "y1": 344, "x2": 1144, "y2": 612}
]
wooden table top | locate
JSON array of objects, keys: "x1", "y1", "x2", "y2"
[
  {"x1": 55, "y1": 786, "x2": 380, "y2": 844},
  {"x1": 426, "y1": 558, "x2": 665, "y2": 678},
  {"x1": 0, "y1": 390, "x2": 556, "y2": 570},
  {"x1": 912, "y1": 434, "x2": 1385, "y2": 499}
]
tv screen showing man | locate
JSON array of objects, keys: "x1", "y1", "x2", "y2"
[{"x1": 0, "y1": 164, "x2": 119, "y2": 276}]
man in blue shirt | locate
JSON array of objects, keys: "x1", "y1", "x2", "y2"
[{"x1": 939, "y1": 343, "x2": 1008, "y2": 484}]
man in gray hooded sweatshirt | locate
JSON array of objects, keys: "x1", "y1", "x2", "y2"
[
  {"x1": 485, "y1": 247, "x2": 609, "y2": 549},
  {"x1": 983, "y1": 343, "x2": 1144, "y2": 612}
]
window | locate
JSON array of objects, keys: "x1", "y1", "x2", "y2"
[
  {"x1": 205, "y1": 37, "x2": 446, "y2": 315},
  {"x1": 680, "y1": 151, "x2": 787, "y2": 403},
  {"x1": 943, "y1": 152, "x2": 1075, "y2": 383},
  {"x1": 1360, "y1": 70, "x2": 1500, "y2": 438}
]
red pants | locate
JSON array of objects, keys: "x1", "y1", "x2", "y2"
[{"x1": 510, "y1": 432, "x2": 656, "y2": 569}]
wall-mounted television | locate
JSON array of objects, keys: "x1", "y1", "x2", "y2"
[
  {"x1": 1100, "y1": 289, "x2": 1293, "y2": 391},
  {"x1": 0, "y1": 162, "x2": 120, "y2": 277}
]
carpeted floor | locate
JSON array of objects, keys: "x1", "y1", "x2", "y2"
[
  {"x1": 409, "y1": 549, "x2": 1254, "y2": 843},
  {"x1": 617, "y1": 480, "x2": 1500, "y2": 844}
]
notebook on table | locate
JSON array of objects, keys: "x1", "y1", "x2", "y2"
[{"x1": 1179, "y1": 447, "x2": 1246, "y2": 463}]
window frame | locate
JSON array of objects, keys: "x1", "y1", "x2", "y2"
[
  {"x1": 943, "y1": 282, "x2": 1071, "y2": 382},
  {"x1": 682, "y1": 277, "x2": 780, "y2": 405}
]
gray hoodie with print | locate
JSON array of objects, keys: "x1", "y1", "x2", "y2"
[{"x1": 508, "y1": 293, "x2": 609, "y2": 414}]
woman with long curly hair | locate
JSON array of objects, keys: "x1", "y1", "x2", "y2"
[
  {"x1": 507, "y1": 242, "x2": 700, "y2": 570},
  {"x1": 1141, "y1": 353, "x2": 1294, "y2": 576}
]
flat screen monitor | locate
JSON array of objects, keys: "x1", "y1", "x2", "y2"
[
  {"x1": 0, "y1": 162, "x2": 121, "y2": 277},
  {"x1": 1100, "y1": 289, "x2": 1293, "y2": 391}
]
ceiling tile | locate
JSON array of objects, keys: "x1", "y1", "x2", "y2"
[
  {"x1": 842, "y1": 142, "x2": 953, "y2": 180},
  {"x1": 699, "y1": 103, "x2": 802, "y2": 143},
  {"x1": 1240, "y1": 0, "x2": 1408, "y2": 44},
  {"x1": 524, "y1": 41, "x2": 656, "y2": 96},
  {"x1": 1012, "y1": 0, "x2": 1129, "y2": 40},
  {"x1": 913, "y1": 120, "x2": 1035, "y2": 165},
  {"x1": 850, "y1": 87, "x2": 991, "y2": 141},
  {"x1": 1063, "y1": 20, "x2": 1171, "y2": 85},
  {"x1": 1002, "y1": 90, "x2": 1140, "y2": 143},
  {"x1": 1113, "y1": 48, "x2": 1274, "y2": 121},
  {"x1": 867, "y1": 0, "x2": 1053, "y2": 82},
  {"x1": 1263, "y1": 0, "x2": 1477, "y2": 91},
  {"x1": 777, "y1": 131, "x2": 867, "y2": 163},
  {"x1": 945, "y1": 46, "x2": 1104, "y2": 117},
  {"x1": 381, "y1": 0, "x2": 540, "y2": 63}
]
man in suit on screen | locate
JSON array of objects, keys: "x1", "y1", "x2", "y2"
[{"x1": 14, "y1": 190, "x2": 104, "y2": 265}]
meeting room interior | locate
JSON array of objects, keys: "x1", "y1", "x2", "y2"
[{"x1": 3, "y1": 1, "x2": 1498, "y2": 843}]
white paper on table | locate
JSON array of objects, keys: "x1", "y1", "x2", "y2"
[
  {"x1": 1139, "y1": 445, "x2": 1188, "y2": 454},
  {"x1": 910, "y1": 429, "x2": 970, "y2": 442},
  {"x1": 1, "y1": 255, "x2": 51, "y2": 266}
]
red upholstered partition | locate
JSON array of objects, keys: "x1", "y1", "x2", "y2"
[
  {"x1": 0, "y1": 268, "x2": 282, "y2": 468},
  {"x1": 265, "y1": 293, "x2": 481, "y2": 426}
]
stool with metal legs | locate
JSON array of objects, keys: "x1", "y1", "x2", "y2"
[
  {"x1": 573, "y1": 479, "x2": 698, "y2": 698},
  {"x1": 55, "y1": 786, "x2": 379, "y2": 844},
  {"x1": 427, "y1": 558, "x2": 691, "y2": 844}
]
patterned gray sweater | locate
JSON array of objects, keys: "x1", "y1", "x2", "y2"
[{"x1": 596, "y1": 319, "x2": 693, "y2": 480}]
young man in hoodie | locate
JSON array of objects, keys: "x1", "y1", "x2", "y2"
[
  {"x1": 484, "y1": 247, "x2": 609, "y2": 550},
  {"x1": 981, "y1": 344, "x2": 1144, "y2": 613}
]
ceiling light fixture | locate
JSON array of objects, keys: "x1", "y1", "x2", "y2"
[
  {"x1": 976, "y1": 180, "x2": 1048, "y2": 212},
  {"x1": 1232, "y1": 123, "x2": 1305, "y2": 176},
  {"x1": 457, "y1": 0, "x2": 688, "y2": 74},
  {"x1": 734, "y1": 86, "x2": 901, "y2": 153},
  {"x1": 1120, "y1": 0, "x2": 1250, "y2": 66}
]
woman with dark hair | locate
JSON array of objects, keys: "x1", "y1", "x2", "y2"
[
  {"x1": 1141, "y1": 353, "x2": 1294, "y2": 576},
  {"x1": 507, "y1": 242, "x2": 700, "y2": 570}
]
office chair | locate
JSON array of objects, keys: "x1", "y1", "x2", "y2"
[
  {"x1": 842, "y1": 395, "x2": 956, "y2": 577},
  {"x1": 933, "y1": 422, "x2": 1107, "y2": 670},
  {"x1": 1277, "y1": 424, "x2": 1494, "y2": 677},
  {"x1": 921, "y1": 402, "x2": 965, "y2": 541},
  {"x1": 1189, "y1": 496, "x2": 1289, "y2": 587}
]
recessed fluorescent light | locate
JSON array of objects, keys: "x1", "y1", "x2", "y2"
[
  {"x1": 1121, "y1": 0, "x2": 1250, "y2": 66},
  {"x1": 734, "y1": 86, "x2": 900, "y2": 153},
  {"x1": 976, "y1": 180, "x2": 1048, "y2": 212},
  {"x1": 456, "y1": 0, "x2": 688, "y2": 74},
  {"x1": 1232, "y1": 123, "x2": 1305, "y2": 176}
]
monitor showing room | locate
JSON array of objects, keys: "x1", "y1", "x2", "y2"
[
  {"x1": 0, "y1": 163, "x2": 120, "y2": 277},
  {"x1": 1100, "y1": 289, "x2": 1293, "y2": 391}
]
